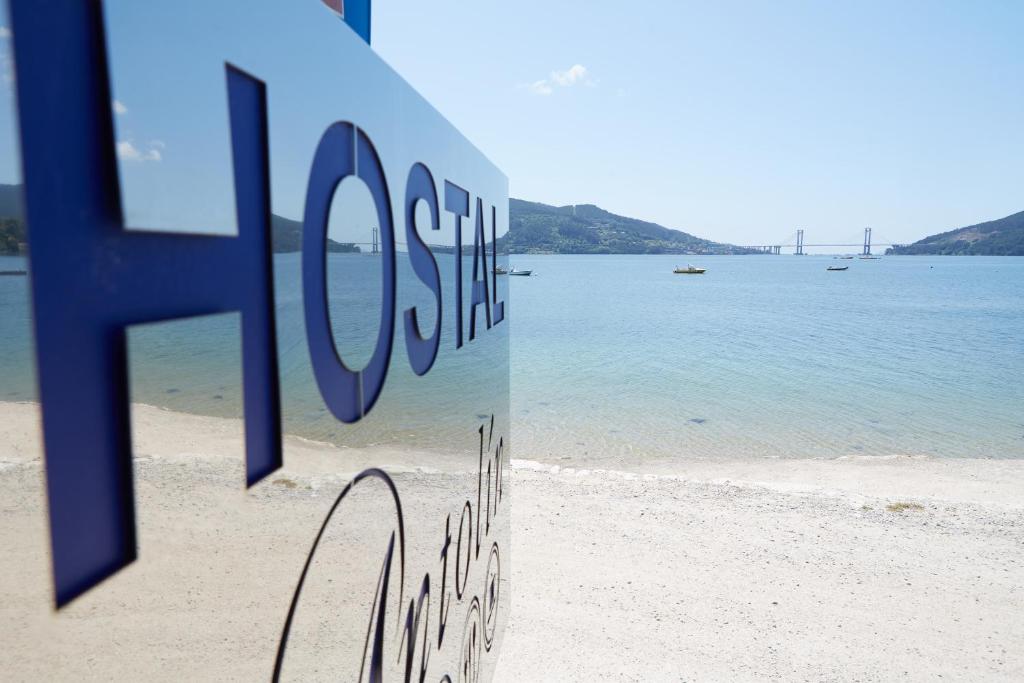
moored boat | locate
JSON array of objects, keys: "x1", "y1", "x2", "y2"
[
  {"x1": 827, "y1": 265, "x2": 848, "y2": 271},
  {"x1": 673, "y1": 264, "x2": 706, "y2": 274}
]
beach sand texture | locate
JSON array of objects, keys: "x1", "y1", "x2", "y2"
[
  {"x1": 495, "y1": 459, "x2": 1024, "y2": 681},
  {"x1": 0, "y1": 402, "x2": 509, "y2": 681},
  {"x1": 2, "y1": 401, "x2": 1023, "y2": 680}
]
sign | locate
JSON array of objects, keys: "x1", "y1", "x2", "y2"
[
  {"x1": 322, "y1": 0, "x2": 372, "y2": 43},
  {"x1": 0, "y1": 0, "x2": 509, "y2": 679}
]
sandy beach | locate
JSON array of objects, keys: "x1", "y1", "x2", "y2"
[
  {"x1": 3, "y1": 400, "x2": 1023, "y2": 680},
  {"x1": 0, "y1": 401, "x2": 510, "y2": 681},
  {"x1": 495, "y1": 457, "x2": 1024, "y2": 681}
]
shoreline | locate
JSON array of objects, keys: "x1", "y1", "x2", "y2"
[
  {"x1": 2, "y1": 401, "x2": 1022, "y2": 679},
  {"x1": 0, "y1": 399, "x2": 486, "y2": 476},
  {"x1": 510, "y1": 454, "x2": 1024, "y2": 510},
  {"x1": 6, "y1": 399, "x2": 1023, "y2": 502}
]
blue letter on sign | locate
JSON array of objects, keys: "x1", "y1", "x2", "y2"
[
  {"x1": 303, "y1": 122, "x2": 396, "y2": 423},
  {"x1": 444, "y1": 181, "x2": 470, "y2": 349},
  {"x1": 9, "y1": 1, "x2": 282, "y2": 607},
  {"x1": 403, "y1": 162, "x2": 442, "y2": 376}
]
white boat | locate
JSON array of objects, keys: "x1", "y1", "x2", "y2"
[
  {"x1": 673, "y1": 264, "x2": 706, "y2": 274},
  {"x1": 509, "y1": 268, "x2": 532, "y2": 276}
]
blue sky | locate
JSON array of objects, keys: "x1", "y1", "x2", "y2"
[
  {"x1": 2, "y1": 1, "x2": 1022, "y2": 249},
  {"x1": 373, "y1": 0, "x2": 1024, "y2": 248}
]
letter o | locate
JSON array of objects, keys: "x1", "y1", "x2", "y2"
[{"x1": 302, "y1": 123, "x2": 396, "y2": 423}]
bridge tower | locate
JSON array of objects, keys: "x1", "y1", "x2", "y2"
[
  {"x1": 371, "y1": 226, "x2": 379, "y2": 255},
  {"x1": 795, "y1": 229, "x2": 805, "y2": 255},
  {"x1": 862, "y1": 227, "x2": 871, "y2": 256}
]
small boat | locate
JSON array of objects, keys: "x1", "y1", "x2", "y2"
[
  {"x1": 859, "y1": 255, "x2": 879, "y2": 260},
  {"x1": 673, "y1": 264, "x2": 706, "y2": 274},
  {"x1": 508, "y1": 268, "x2": 532, "y2": 276},
  {"x1": 827, "y1": 265, "x2": 848, "y2": 271},
  {"x1": 493, "y1": 266, "x2": 508, "y2": 275},
  {"x1": 839, "y1": 256, "x2": 854, "y2": 260}
]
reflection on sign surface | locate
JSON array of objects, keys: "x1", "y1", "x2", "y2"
[{"x1": 0, "y1": 0, "x2": 509, "y2": 679}]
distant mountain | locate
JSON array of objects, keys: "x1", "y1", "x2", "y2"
[
  {"x1": 0, "y1": 184, "x2": 25, "y2": 254},
  {"x1": 0, "y1": 184, "x2": 359, "y2": 254},
  {"x1": 502, "y1": 199, "x2": 755, "y2": 255},
  {"x1": 0, "y1": 183, "x2": 22, "y2": 218},
  {"x1": 887, "y1": 210, "x2": 1024, "y2": 256},
  {"x1": 270, "y1": 214, "x2": 360, "y2": 254},
  {"x1": 0, "y1": 217, "x2": 25, "y2": 255}
]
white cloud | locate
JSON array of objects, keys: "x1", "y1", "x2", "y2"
[
  {"x1": 117, "y1": 141, "x2": 141, "y2": 160},
  {"x1": 550, "y1": 64, "x2": 588, "y2": 87},
  {"x1": 0, "y1": 27, "x2": 11, "y2": 40},
  {"x1": 528, "y1": 79, "x2": 553, "y2": 96},
  {"x1": 117, "y1": 140, "x2": 162, "y2": 162},
  {"x1": 524, "y1": 64, "x2": 594, "y2": 96},
  {"x1": 112, "y1": 99, "x2": 127, "y2": 115}
]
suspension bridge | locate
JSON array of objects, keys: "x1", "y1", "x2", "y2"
[
  {"x1": 742, "y1": 227, "x2": 903, "y2": 255},
  {"x1": 328, "y1": 227, "x2": 482, "y2": 255},
  {"x1": 344, "y1": 227, "x2": 904, "y2": 256}
]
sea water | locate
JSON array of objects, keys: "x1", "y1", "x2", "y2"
[
  {"x1": 0, "y1": 252, "x2": 508, "y2": 457},
  {"x1": 2, "y1": 253, "x2": 1022, "y2": 465},
  {"x1": 510, "y1": 254, "x2": 1024, "y2": 466}
]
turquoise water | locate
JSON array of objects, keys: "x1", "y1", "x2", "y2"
[
  {"x1": 3, "y1": 253, "x2": 1022, "y2": 464},
  {"x1": 0, "y1": 252, "x2": 509, "y2": 456},
  {"x1": 510, "y1": 255, "x2": 1024, "y2": 465}
]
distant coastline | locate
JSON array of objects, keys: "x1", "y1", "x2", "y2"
[
  {"x1": 886, "y1": 210, "x2": 1024, "y2": 256},
  {"x1": 3, "y1": 181, "x2": 1022, "y2": 256},
  {"x1": 0, "y1": 184, "x2": 359, "y2": 255},
  {"x1": 500, "y1": 199, "x2": 758, "y2": 255},
  {"x1": 505, "y1": 198, "x2": 1024, "y2": 257}
]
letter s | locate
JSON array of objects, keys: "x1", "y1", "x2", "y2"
[{"x1": 403, "y1": 162, "x2": 442, "y2": 376}]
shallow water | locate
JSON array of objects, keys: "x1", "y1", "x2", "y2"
[
  {"x1": 0, "y1": 252, "x2": 509, "y2": 457},
  {"x1": 3, "y1": 253, "x2": 1022, "y2": 465},
  {"x1": 509, "y1": 254, "x2": 1024, "y2": 466}
]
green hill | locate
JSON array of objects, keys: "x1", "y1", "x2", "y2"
[
  {"x1": 0, "y1": 216, "x2": 25, "y2": 255},
  {"x1": 0, "y1": 183, "x2": 22, "y2": 218},
  {"x1": 0, "y1": 184, "x2": 358, "y2": 254},
  {"x1": 270, "y1": 213, "x2": 360, "y2": 253},
  {"x1": 502, "y1": 199, "x2": 754, "y2": 255},
  {"x1": 887, "y1": 210, "x2": 1024, "y2": 256},
  {"x1": 0, "y1": 185, "x2": 25, "y2": 254}
]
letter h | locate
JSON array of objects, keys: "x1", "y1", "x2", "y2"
[{"x1": 9, "y1": 1, "x2": 281, "y2": 606}]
